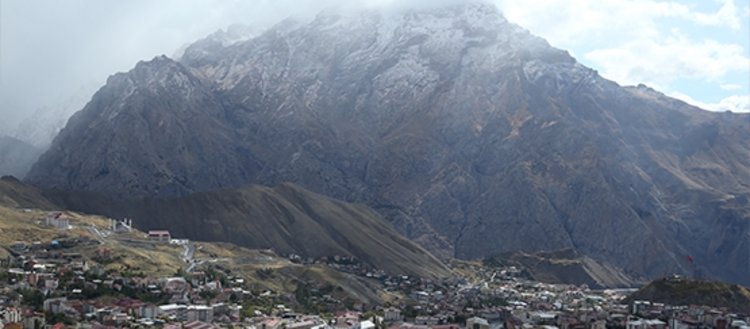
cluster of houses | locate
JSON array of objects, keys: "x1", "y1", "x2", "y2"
[
  {"x1": 628, "y1": 300, "x2": 750, "y2": 329},
  {"x1": 40, "y1": 297, "x2": 241, "y2": 326},
  {"x1": 328, "y1": 261, "x2": 750, "y2": 329},
  {"x1": 0, "y1": 307, "x2": 45, "y2": 329},
  {"x1": 1, "y1": 261, "x2": 249, "y2": 329},
  {"x1": 1, "y1": 212, "x2": 749, "y2": 329}
]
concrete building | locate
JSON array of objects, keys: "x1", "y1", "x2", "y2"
[
  {"x1": 359, "y1": 320, "x2": 376, "y2": 329},
  {"x1": 628, "y1": 319, "x2": 666, "y2": 329},
  {"x1": 1, "y1": 308, "x2": 21, "y2": 323},
  {"x1": 467, "y1": 317, "x2": 490, "y2": 329},
  {"x1": 186, "y1": 306, "x2": 213, "y2": 323},
  {"x1": 384, "y1": 307, "x2": 402, "y2": 323},
  {"x1": 148, "y1": 230, "x2": 171, "y2": 242},
  {"x1": 45, "y1": 213, "x2": 69, "y2": 229},
  {"x1": 111, "y1": 218, "x2": 133, "y2": 233}
]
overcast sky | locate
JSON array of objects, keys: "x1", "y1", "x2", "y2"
[{"x1": 1, "y1": 0, "x2": 748, "y2": 134}]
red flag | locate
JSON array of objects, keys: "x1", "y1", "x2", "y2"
[{"x1": 686, "y1": 255, "x2": 694, "y2": 264}]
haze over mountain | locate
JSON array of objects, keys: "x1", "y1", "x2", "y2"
[
  {"x1": 13, "y1": 84, "x2": 98, "y2": 149},
  {"x1": 27, "y1": 3, "x2": 750, "y2": 285},
  {"x1": 0, "y1": 136, "x2": 42, "y2": 179}
]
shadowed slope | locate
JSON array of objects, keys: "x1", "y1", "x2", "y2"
[{"x1": 46, "y1": 182, "x2": 451, "y2": 279}]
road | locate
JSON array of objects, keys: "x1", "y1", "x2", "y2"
[
  {"x1": 84, "y1": 225, "x2": 109, "y2": 242},
  {"x1": 183, "y1": 242, "x2": 196, "y2": 272}
]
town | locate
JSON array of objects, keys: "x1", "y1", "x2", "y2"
[{"x1": 1, "y1": 211, "x2": 748, "y2": 329}]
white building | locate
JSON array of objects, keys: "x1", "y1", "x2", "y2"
[
  {"x1": 467, "y1": 317, "x2": 490, "y2": 329},
  {"x1": 629, "y1": 319, "x2": 666, "y2": 329},
  {"x1": 187, "y1": 305, "x2": 214, "y2": 323},
  {"x1": 2, "y1": 307, "x2": 22, "y2": 323},
  {"x1": 158, "y1": 304, "x2": 187, "y2": 321},
  {"x1": 359, "y1": 320, "x2": 376, "y2": 329},
  {"x1": 162, "y1": 277, "x2": 189, "y2": 294},
  {"x1": 45, "y1": 212, "x2": 69, "y2": 229},
  {"x1": 384, "y1": 307, "x2": 402, "y2": 323},
  {"x1": 137, "y1": 304, "x2": 159, "y2": 319},
  {"x1": 111, "y1": 218, "x2": 133, "y2": 232}
]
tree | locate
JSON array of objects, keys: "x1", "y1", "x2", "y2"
[{"x1": 20, "y1": 288, "x2": 44, "y2": 311}]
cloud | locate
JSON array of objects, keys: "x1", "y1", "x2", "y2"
[
  {"x1": 496, "y1": 0, "x2": 744, "y2": 48},
  {"x1": 721, "y1": 83, "x2": 743, "y2": 91},
  {"x1": 714, "y1": 95, "x2": 750, "y2": 113},
  {"x1": 496, "y1": 0, "x2": 749, "y2": 115},
  {"x1": 629, "y1": 0, "x2": 741, "y2": 30},
  {"x1": 670, "y1": 91, "x2": 750, "y2": 113},
  {"x1": 584, "y1": 31, "x2": 749, "y2": 86},
  {"x1": 0, "y1": 0, "x2": 747, "y2": 135},
  {"x1": 676, "y1": 0, "x2": 741, "y2": 30},
  {"x1": 0, "y1": 0, "x2": 348, "y2": 132}
]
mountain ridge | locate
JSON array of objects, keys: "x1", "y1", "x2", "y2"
[
  {"x1": 26, "y1": 3, "x2": 750, "y2": 285},
  {"x1": 42, "y1": 182, "x2": 451, "y2": 279}
]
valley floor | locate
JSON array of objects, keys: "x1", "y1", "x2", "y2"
[{"x1": 0, "y1": 206, "x2": 747, "y2": 329}]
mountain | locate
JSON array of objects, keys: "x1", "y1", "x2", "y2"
[
  {"x1": 174, "y1": 23, "x2": 262, "y2": 61},
  {"x1": 485, "y1": 249, "x2": 636, "y2": 289},
  {"x1": 0, "y1": 136, "x2": 42, "y2": 179},
  {"x1": 0, "y1": 176, "x2": 56, "y2": 209},
  {"x1": 624, "y1": 278, "x2": 750, "y2": 313},
  {"x1": 26, "y1": 2, "x2": 750, "y2": 285},
  {"x1": 14, "y1": 83, "x2": 98, "y2": 149},
  {"x1": 44, "y1": 182, "x2": 451, "y2": 279}
]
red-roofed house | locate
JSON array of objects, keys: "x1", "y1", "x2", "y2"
[{"x1": 148, "y1": 231, "x2": 171, "y2": 242}]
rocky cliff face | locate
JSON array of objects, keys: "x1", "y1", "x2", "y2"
[{"x1": 27, "y1": 2, "x2": 750, "y2": 284}]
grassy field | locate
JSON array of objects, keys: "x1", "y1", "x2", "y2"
[
  {"x1": 0, "y1": 203, "x2": 402, "y2": 305},
  {"x1": 0, "y1": 207, "x2": 95, "y2": 245},
  {"x1": 0, "y1": 205, "x2": 184, "y2": 276},
  {"x1": 626, "y1": 278, "x2": 750, "y2": 313},
  {"x1": 0, "y1": 178, "x2": 416, "y2": 306},
  {"x1": 192, "y1": 241, "x2": 405, "y2": 305}
]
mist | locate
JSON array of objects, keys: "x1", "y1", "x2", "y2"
[
  {"x1": 1, "y1": 0, "x2": 745, "y2": 137},
  {"x1": 1, "y1": 0, "x2": 464, "y2": 135}
]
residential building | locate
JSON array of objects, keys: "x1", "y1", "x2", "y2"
[
  {"x1": 148, "y1": 231, "x2": 171, "y2": 242},
  {"x1": 467, "y1": 317, "x2": 490, "y2": 329},
  {"x1": 45, "y1": 213, "x2": 69, "y2": 229},
  {"x1": 384, "y1": 308, "x2": 402, "y2": 323},
  {"x1": 187, "y1": 306, "x2": 213, "y2": 323}
]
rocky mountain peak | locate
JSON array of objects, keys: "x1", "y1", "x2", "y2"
[
  {"x1": 94, "y1": 55, "x2": 209, "y2": 122},
  {"x1": 129, "y1": 55, "x2": 195, "y2": 89},
  {"x1": 180, "y1": 24, "x2": 262, "y2": 68},
  {"x1": 104, "y1": 55, "x2": 183, "y2": 91},
  {"x1": 26, "y1": 2, "x2": 750, "y2": 286}
]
